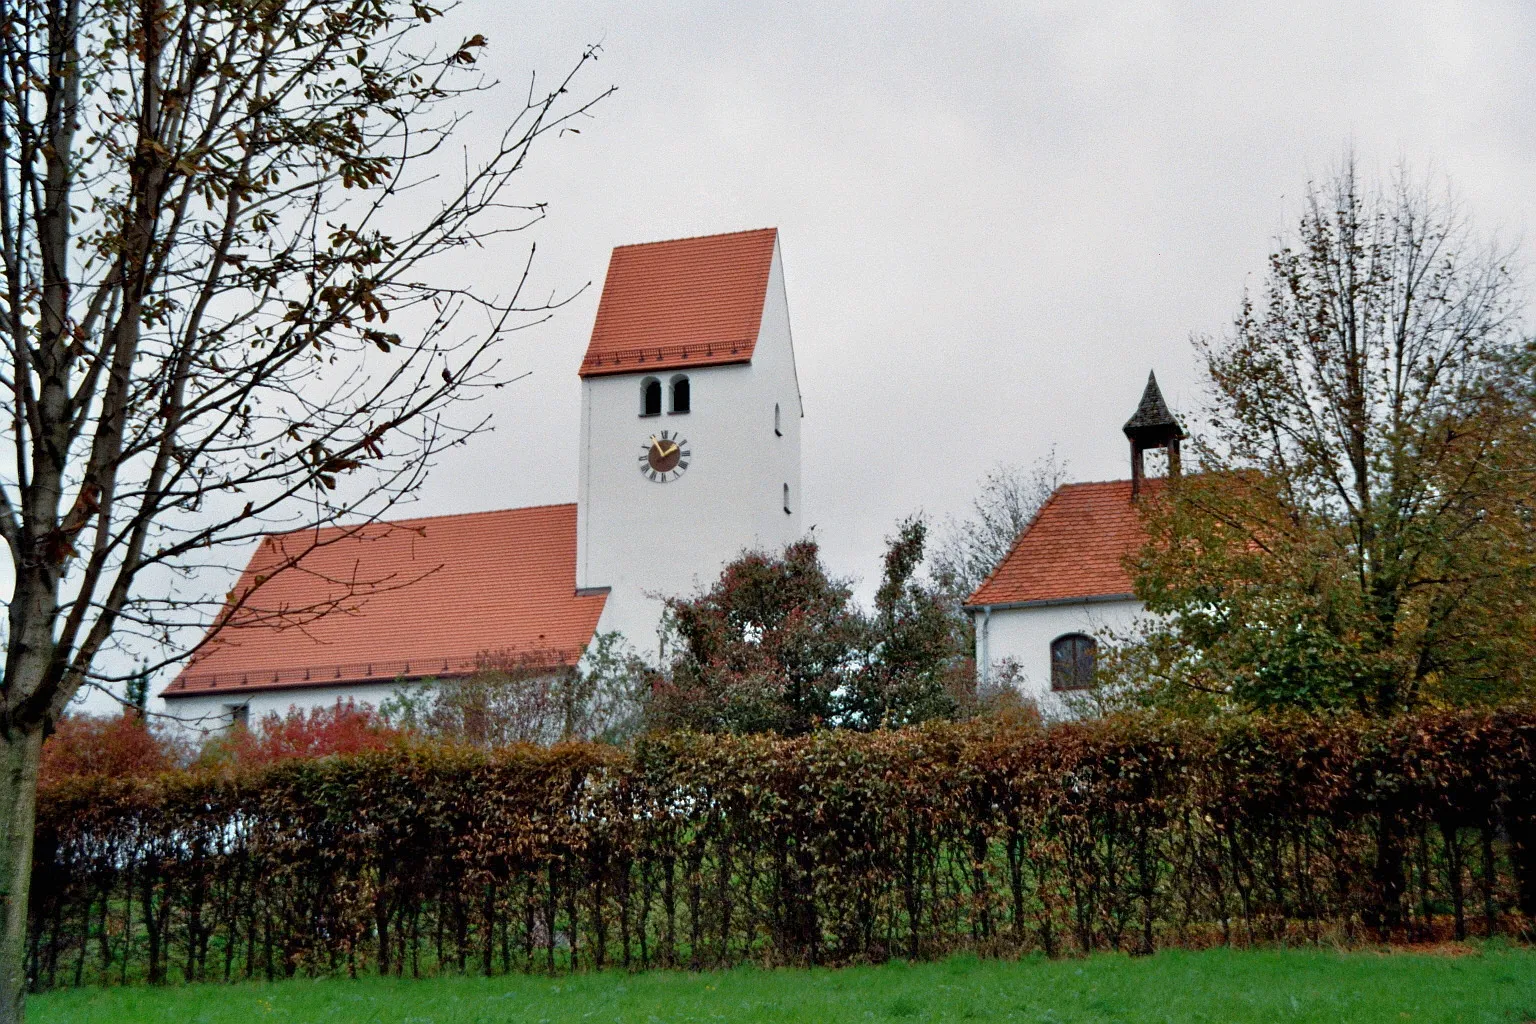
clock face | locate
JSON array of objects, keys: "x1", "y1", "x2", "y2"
[{"x1": 639, "y1": 430, "x2": 691, "y2": 483}]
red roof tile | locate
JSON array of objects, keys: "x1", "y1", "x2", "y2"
[
  {"x1": 162, "y1": 505, "x2": 606, "y2": 698},
  {"x1": 965, "y1": 480, "x2": 1158, "y2": 607},
  {"x1": 578, "y1": 228, "x2": 777, "y2": 377}
]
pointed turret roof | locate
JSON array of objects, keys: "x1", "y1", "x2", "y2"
[{"x1": 1122, "y1": 371, "x2": 1183, "y2": 441}]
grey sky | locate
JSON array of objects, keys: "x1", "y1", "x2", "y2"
[
  {"x1": 400, "y1": 1, "x2": 1534, "y2": 599},
  {"x1": 56, "y1": 0, "x2": 1536, "y2": 718}
]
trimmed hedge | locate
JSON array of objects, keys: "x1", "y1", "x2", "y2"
[{"x1": 28, "y1": 708, "x2": 1536, "y2": 988}]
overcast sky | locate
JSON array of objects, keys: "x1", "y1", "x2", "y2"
[
  {"x1": 392, "y1": 1, "x2": 1533, "y2": 599},
  {"x1": 58, "y1": 0, "x2": 1536, "y2": 717}
]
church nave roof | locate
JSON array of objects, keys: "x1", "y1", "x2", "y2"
[{"x1": 162, "y1": 504, "x2": 606, "y2": 698}]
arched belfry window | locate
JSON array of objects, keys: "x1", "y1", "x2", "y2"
[
  {"x1": 1050, "y1": 633, "x2": 1097, "y2": 691},
  {"x1": 641, "y1": 377, "x2": 662, "y2": 417},
  {"x1": 670, "y1": 374, "x2": 690, "y2": 414}
]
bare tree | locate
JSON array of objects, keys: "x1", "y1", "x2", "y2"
[
  {"x1": 930, "y1": 451, "x2": 1068, "y2": 602},
  {"x1": 0, "y1": 1, "x2": 610, "y2": 1016},
  {"x1": 380, "y1": 632, "x2": 647, "y2": 747}
]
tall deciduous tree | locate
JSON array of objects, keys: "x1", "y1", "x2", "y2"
[
  {"x1": 0, "y1": 1, "x2": 608, "y2": 1016},
  {"x1": 1127, "y1": 159, "x2": 1536, "y2": 714}
]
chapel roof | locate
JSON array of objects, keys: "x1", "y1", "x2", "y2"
[
  {"x1": 161, "y1": 504, "x2": 606, "y2": 698},
  {"x1": 578, "y1": 227, "x2": 778, "y2": 377},
  {"x1": 965, "y1": 479, "x2": 1161, "y2": 608}
]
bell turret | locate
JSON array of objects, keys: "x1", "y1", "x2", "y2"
[{"x1": 1122, "y1": 371, "x2": 1184, "y2": 499}]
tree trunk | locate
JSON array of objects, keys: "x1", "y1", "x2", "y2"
[
  {"x1": 1511, "y1": 812, "x2": 1536, "y2": 924},
  {"x1": 0, "y1": 726, "x2": 45, "y2": 1024},
  {"x1": 1371, "y1": 811, "x2": 1407, "y2": 939}
]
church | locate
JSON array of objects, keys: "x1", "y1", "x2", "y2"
[
  {"x1": 162, "y1": 226, "x2": 1184, "y2": 729},
  {"x1": 161, "y1": 228, "x2": 804, "y2": 727}
]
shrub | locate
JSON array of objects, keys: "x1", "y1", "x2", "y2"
[
  {"x1": 201, "y1": 699, "x2": 404, "y2": 766},
  {"x1": 38, "y1": 712, "x2": 186, "y2": 788},
  {"x1": 379, "y1": 633, "x2": 647, "y2": 747},
  {"x1": 27, "y1": 706, "x2": 1536, "y2": 989}
]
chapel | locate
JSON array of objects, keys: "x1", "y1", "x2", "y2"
[
  {"x1": 964, "y1": 371, "x2": 1183, "y2": 712},
  {"x1": 162, "y1": 228, "x2": 804, "y2": 727}
]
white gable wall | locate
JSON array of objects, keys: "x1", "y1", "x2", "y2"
[
  {"x1": 973, "y1": 597, "x2": 1143, "y2": 717},
  {"x1": 577, "y1": 240, "x2": 803, "y2": 658}
]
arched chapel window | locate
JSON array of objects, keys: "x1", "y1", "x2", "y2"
[
  {"x1": 670, "y1": 375, "x2": 690, "y2": 414},
  {"x1": 1050, "y1": 633, "x2": 1097, "y2": 691},
  {"x1": 641, "y1": 377, "x2": 662, "y2": 417},
  {"x1": 774, "y1": 402, "x2": 782, "y2": 436},
  {"x1": 783, "y1": 482, "x2": 791, "y2": 515}
]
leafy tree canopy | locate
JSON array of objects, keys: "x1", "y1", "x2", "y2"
[
  {"x1": 648, "y1": 521, "x2": 973, "y2": 737},
  {"x1": 1123, "y1": 159, "x2": 1536, "y2": 715}
]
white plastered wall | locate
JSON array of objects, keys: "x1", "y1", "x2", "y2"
[
  {"x1": 576, "y1": 239, "x2": 804, "y2": 658},
  {"x1": 162, "y1": 681, "x2": 420, "y2": 735},
  {"x1": 973, "y1": 598, "x2": 1144, "y2": 717}
]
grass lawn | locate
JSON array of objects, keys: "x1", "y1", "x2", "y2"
[{"x1": 30, "y1": 946, "x2": 1536, "y2": 1023}]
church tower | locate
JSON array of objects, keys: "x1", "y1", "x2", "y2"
[{"x1": 575, "y1": 228, "x2": 804, "y2": 655}]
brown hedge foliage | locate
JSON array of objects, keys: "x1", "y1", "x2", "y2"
[{"x1": 27, "y1": 707, "x2": 1536, "y2": 989}]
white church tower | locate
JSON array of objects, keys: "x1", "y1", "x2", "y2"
[{"x1": 575, "y1": 228, "x2": 804, "y2": 655}]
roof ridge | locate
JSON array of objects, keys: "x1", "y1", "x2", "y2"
[
  {"x1": 262, "y1": 503, "x2": 576, "y2": 542},
  {"x1": 1056, "y1": 478, "x2": 1135, "y2": 489},
  {"x1": 611, "y1": 226, "x2": 776, "y2": 252}
]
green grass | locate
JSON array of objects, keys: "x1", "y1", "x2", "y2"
[{"x1": 30, "y1": 946, "x2": 1536, "y2": 1023}]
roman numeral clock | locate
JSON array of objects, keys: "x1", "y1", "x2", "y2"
[{"x1": 639, "y1": 429, "x2": 691, "y2": 483}]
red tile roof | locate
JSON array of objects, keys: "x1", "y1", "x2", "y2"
[
  {"x1": 578, "y1": 228, "x2": 778, "y2": 377},
  {"x1": 965, "y1": 479, "x2": 1158, "y2": 607},
  {"x1": 162, "y1": 505, "x2": 606, "y2": 698}
]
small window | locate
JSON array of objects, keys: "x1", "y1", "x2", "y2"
[
  {"x1": 782, "y1": 483, "x2": 791, "y2": 515},
  {"x1": 670, "y1": 375, "x2": 690, "y2": 414},
  {"x1": 226, "y1": 703, "x2": 250, "y2": 731},
  {"x1": 774, "y1": 402, "x2": 782, "y2": 436},
  {"x1": 640, "y1": 377, "x2": 662, "y2": 417},
  {"x1": 1050, "y1": 634, "x2": 1097, "y2": 691}
]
